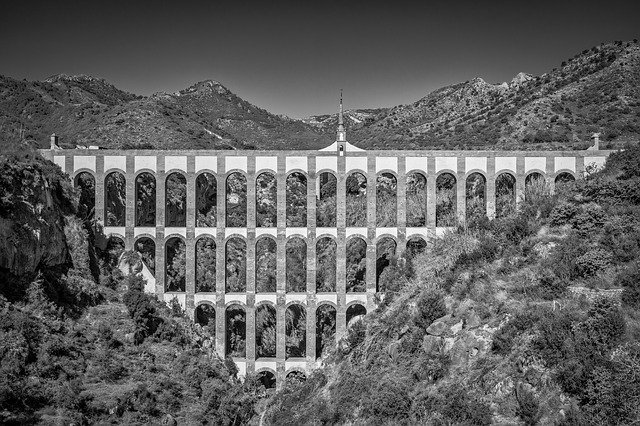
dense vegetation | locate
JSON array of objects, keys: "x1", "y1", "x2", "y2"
[{"x1": 264, "y1": 144, "x2": 640, "y2": 425}]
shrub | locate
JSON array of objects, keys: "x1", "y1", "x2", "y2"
[
  {"x1": 515, "y1": 384, "x2": 541, "y2": 426},
  {"x1": 413, "y1": 291, "x2": 446, "y2": 330},
  {"x1": 492, "y1": 309, "x2": 540, "y2": 354},
  {"x1": 575, "y1": 248, "x2": 613, "y2": 277},
  {"x1": 549, "y1": 201, "x2": 578, "y2": 226},
  {"x1": 571, "y1": 203, "x2": 606, "y2": 235},
  {"x1": 619, "y1": 262, "x2": 640, "y2": 308},
  {"x1": 536, "y1": 267, "x2": 567, "y2": 299}
]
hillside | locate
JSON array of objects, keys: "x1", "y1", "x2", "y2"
[
  {"x1": 345, "y1": 40, "x2": 640, "y2": 150},
  {"x1": 2, "y1": 40, "x2": 640, "y2": 151},
  {"x1": 0, "y1": 76, "x2": 331, "y2": 151}
]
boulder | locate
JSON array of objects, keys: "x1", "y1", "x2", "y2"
[
  {"x1": 449, "y1": 330, "x2": 492, "y2": 368},
  {"x1": 465, "y1": 311, "x2": 481, "y2": 329},
  {"x1": 422, "y1": 334, "x2": 442, "y2": 354},
  {"x1": 426, "y1": 314, "x2": 451, "y2": 336},
  {"x1": 441, "y1": 337, "x2": 456, "y2": 355},
  {"x1": 451, "y1": 320, "x2": 464, "y2": 335}
]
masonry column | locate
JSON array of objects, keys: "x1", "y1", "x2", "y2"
[
  {"x1": 456, "y1": 156, "x2": 466, "y2": 225},
  {"x1": 545, "y1": 155, "x2": 555, "y2": 194},
  {"x1": 246, "y1": 157, "x2": 256, "y2": 368},
  {"x1": 215, "y1": 155, "x2": 226, "y2": 357},
  {"x1": 276, "y1": 154, "x2": 287, "y2": 362},
  {"x1": 336, "y1": 152, "x2": 347, "y2": 340},
  {"x1": 155, "y1": 156, "x2": 166, "y2": 297},
  {"x1": 95, "y1": 155, "x2": 105, "y2": 226},
  {"x1": 366, "y1": 155, "x2": 377, "y2": 304},
  {"x1": 486, "y1": 156, "x2": 496, "y2": 219},
  {"x1": 426, "y1": 157, "x2": 436, "y2": 230},
  {"x1": 576, "y1": 155, "x2": 585, "y2": 178},
  {"x1": 306, "y1": 156, "x2": 317, "y2": 365},
  {"x1": 185, "y1": 155, "x2": 196, "y2": 315},
  {"x1": 515, "y1": 156, "x2": 526, "y2": 208},
  {"x1": 124, "y1": 155, "x2": 135, "y2": 250},
  {"x1": 396, "y1": 155, "x2": 407, "y2": 254}
]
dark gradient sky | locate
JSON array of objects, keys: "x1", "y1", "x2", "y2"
[{"x1": 1, "y1": 0, "x2": 639, "y2": 118}]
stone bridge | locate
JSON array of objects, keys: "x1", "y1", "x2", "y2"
[{"x1": 40, "y1": 138, "x2": 611, "y2": 385}]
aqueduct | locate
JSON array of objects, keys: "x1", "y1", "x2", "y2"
[{"x1": 40, "y1": 123, "x2": 611, "y2": 385}]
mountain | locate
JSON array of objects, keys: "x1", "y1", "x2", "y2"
[
  {"x1": 1, "y1": 39, "x2": 639, "y2": 151},
  {"x1": 345, "y1": 40, "x2": 640, "y2": 150},
  {"x1": 0, "y1": 76, "x2": 331, "y2": 150}
]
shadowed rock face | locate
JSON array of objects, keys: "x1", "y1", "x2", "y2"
[{"x1": 0, "y1": 154, "x2": 74, "y2": 281}]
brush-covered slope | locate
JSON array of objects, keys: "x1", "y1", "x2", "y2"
[
  {"x1": 346, "y1": 40, "x2": 640, "y2": 150},
  {"x1": 264, "y1": 146, "x2": 640, "y2": 425},
  {"x1": 0, "y1": 76, "x2": 331, "y2": 151}
]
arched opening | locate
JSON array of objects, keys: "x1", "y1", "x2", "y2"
[
  {"x1": 405, "y1": 237, "x2": 427, "y2": 261},
  {"x1": 134, "y1": 237, "x2": 155, "y2": 276},
  {"x1": 225, "y1": 304, "x2": 246, "y2": 357},
  {"x1": 316, "y1": 237, "x2": 336, "y2": 292},
  {"x1": 285, "y1": 304, "x2": 306, "y2": 358},
  {"x1": 196, "y1": 172, "x2": 217, "y2": 227},
  {"x1": 101, "y1": 236, "x2": 125, "y2": 270},
  {"x1": 165, "y1": 237, "x2": 186, "y2": 292},
  {"x1": 165, "y1": 172, "x2": 186, "y2": 227},
  {"x1": 316, "y1": 304, "x2": 336, "y2": 359},
  {"x1": 286, "y1": 371, "x2": 306, "y2": 384},
  {"x1": 436, "y1": 172, "x2": 457, "y2": 227},
  {"x1": 525, "y1": 172, "x2": 547, "y2": 201},
  {"x1": 257, "y1": 370, "x2": 276, "y2": 390},
  {"x1": 286, "y1": 172, "x2": 307, "y2": 227},
  {"x1": 346, "y1": 237, "x2": 367, "y2": 292},
  {"x1": 74, "y1": 172, "x2": 95, "y2": 221},
  {"x1": 555, "y1": 172, "x2": 576, "y2": 194},
  {"x1": 316, "y1": 172, "x2": 337, "y2": 227},
  {"x1": 255, "y1": 237, "x2": 277, "y2": 293},
  {"x1": 226, "y1": 172, "x2": 247, "y2": 227},
  {"x1": 255, "y1": 304, "x2": 276, "y2": 357},
  {"x1": 465, "y1": 172, "x2": 487, "y2": 223},
  {"x1": 225, "y1": 237, "x2": 246, "y2": 292},
  {"x1": 105, "y1": 171, "x2": 126, "y2": 226},
  {"x1": 256, "y1": 172, "x2": 277, "y2": 227},
  {"x1": 346, "y1": 172, "x2": 367, "y2": 227},
  {"x1": 195, "y1": 237, "x2": 216, "y2": 292},
  {"x1": 376, "y1": 237, "x2": 397, "y2": 291},
  {"x1": 135, "y1": 172, "x2": 156, "y2": 226},
  {"x1": 406, "y1": 172, "x2": 427, "y2": 227},
  {"x1": 376, "y1": 172, "x2": 397, "y2": 226},
  {"x1": 346, "y1": 304, "x2": 367, "y2": 328},
  {"x1": 286, "y1": 237, "x2": 307, "y2": 292},
  {"x1": 195, "y1": 304, "x2": 216, "y2": 337},
  {"x1": 495, "y1": 173, "x2": 516, "y2": 218}
]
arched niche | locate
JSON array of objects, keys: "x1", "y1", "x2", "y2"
[
  {"x1": 316, "y1": 237, "x2": 337, "y2": 292},
  {"x1": 406, "y1": 172, "x2": 427, "y2": 227},
  {"x1": 101, "y1": 235, "x2": 125, "y2": 270},
  {"x1": 346, "y1": 304, "x2": 367, "y2": 328},
  {"x1": 286, "y1": 172, "x2": 307, "y2": 227},
  {"x1": 285, "y1": 304, "x2": 306, "y2": 359},
  {"x1": 465, "y1": 172, "x2": 487, "y2": 222},
  {"x1": 316, "y1": 304, "x2": 336, "y2": 359},
  {"x1": 286, "y1": 237, "x2": 307, "y2": 292},
  {"x1": 74, "y1": 172, "x2": 95, "y2": 221},
  {"x1": 256, "y1": 172, "x2": 277, "y2": 227},
  {"x1": 165, "y1": 237, "x2": 186, "y2": 292},
  {"x1": 346, "y1": 172, "x2": 367, "y2": 227},
  {"x1": 195, "y1": 304, "x2": 216, "y2": 337},
  {"x1": 135, "y1": 172, "x2": 156, "y2": 226},
  {"x1": 226, "y1": 172, "x2": 247, "y2": 227},
  {"x1": 316, "y1": 172, "x2": 337, "y2": 227},
  {"x1": 346, "y1": 237, "x2": 367, "y2": 292},
  {"x1": 225, "y1": 304, "x2": 246, "y2": 357},
  {"x1": 405, "y1": 236, "x2": 427, "y2": 261},
  {"x1": 555, "y1": 172, "x2": 576, "y2": 194},
  {"x1": 135, "y1": 237, "x2": 155, "y2": 276},
  {"x1": 105, "y1": 171, "x2": 126, "y2": 226},
  {"x1": 376, "y1": 172, "x2": 397, "y2": 226},
  {"x1": 257, "y1": 370, "x2": 276, "y2": 390},
  {"x1": 495, "y1": 173, "x2": 516, "y2": 218},
  {"x1": 225, "y1": 237, "x2": 246, "y2": 292},
  {"x1": 525, "y1": 172, "x2": 547, "y2": 201},
  {"x1": 165, "y1": 172, "x2": 186, "y2": 227},
  {"x1": 196, "y1": 172, "x2": 217, "y2": 227},
  {"x1": 255, "y1": 237, "x2": 277, "y2": 293},
  {"x1": 196, "y1": 236, "x2": 216, "y2": 292},
  {"x1": 255, "y1": 303, "x2": 276, "y2": 358},
  {"x1": 436, "y1": 172, "x2": 457, "y2": 227},
  {"x1": 376, "y1": 237, "x2": 397, "y2": 291},
  {"x1": 285, "y1": 371, "x2": 306, "y2": 384}
]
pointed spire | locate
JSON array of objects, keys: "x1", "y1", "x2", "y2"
[{"x1": 337, "y1": 89, "x2": 346, "y2": 141}]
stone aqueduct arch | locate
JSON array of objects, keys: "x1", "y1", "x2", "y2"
[{"x1": 43, "y1": 141, "x2": 610, "y2": 385}]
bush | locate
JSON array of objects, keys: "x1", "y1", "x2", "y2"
[
  {"x1": 549, "y1": 201, "x2": 578, "y2": 226},
  {"x1": 492, "y1": 309, "x2": 540, "y2": 354},
  {"x1": 536, "y1": 267, "x2": 567, "y2": 299},
  {"x1": 575, "y1": 248, "x2": 613, "y2": 277},
  {"x1": 413, "y1": 291, "x2": 446, "y2": 330},
  {"x1": 515, "y1": 384, "x2": 541, "y2": 426},
  {"x1": 619, "y1": 262, "x2": 640, "y2": 308}
]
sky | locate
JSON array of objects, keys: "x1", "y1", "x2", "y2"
[{"x1": 1, "y1": 0, "x2": 639, "y2": 118}]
